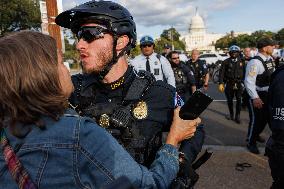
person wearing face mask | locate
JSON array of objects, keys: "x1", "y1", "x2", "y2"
[{"x1": 219, "y1": 45, "x2": 245, "y2": 124}]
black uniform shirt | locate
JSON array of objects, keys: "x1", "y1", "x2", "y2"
[
  {"x1": 69, "y1": 66, "x2": 175, "y2": 164},
  {"x1": 268, "y1": 65, "x2": 284, "y2": 145},
  {"x1": 172, "y1": 63, "x2": 196, "y2": 88},
  {"x1": 219, "y1": 57, "x2": 245, "y2": 84},
  {"x1": 188, "y1": 59, "x2": 208, "y2": 85}
]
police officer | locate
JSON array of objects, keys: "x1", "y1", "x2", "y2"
[
  {"x1": 162, "y1": 43, "x2": 172, "y2": 58},
  {"x1": 266, "y1": 64, "x2": 284, "y2": 189},
  {"x1": 130, "y1": 35, "x2": 176, "y2": 87},
  {"x1": 55, "y1": 1, "x2": 203, "y2": 187},
  {"x1": 242, "y1": 47, "x2": 252, "y2": 110},
  {"x1": 245, "y1": 37, "x2": 276, "y2": 154},
  {"x1": 187, "y1": 49, "x2": 209, "y2": 91},
  {"x1": 241, "y1": 47, "x2": 264, "y2": 143},
  {"x1": 169, "y1": 51, "x2": 196, "y2": 101},
  {"x1": 273, "y1": 40, "x2": 284, "y2": 68},
  {"x1": 219, "y1": 45, "x2": 245, "y2": 124}
]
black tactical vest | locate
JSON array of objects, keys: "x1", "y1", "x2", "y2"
[
  {"x1": 69, "y1": 68, "x2": 174, "y2": 165},
  {"x1": 173, "y1": 66, "x2": 188, "y2": 92},
  {"x1": 224, "y1": 58, "x2": 244, "y2": 81},
  {"x1": 193, "y1": 60, "x2": 204, "y2": 78},
  {"x1": 254, "y1": 56, "x2": 275, "y2": 87},
  {"x1": 189, "y1": 59, "x2": 206, "y2": 85}
]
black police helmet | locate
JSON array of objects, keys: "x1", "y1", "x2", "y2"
[{"x1": 55, "y1": 0, "x2": 136, "y2": 48}]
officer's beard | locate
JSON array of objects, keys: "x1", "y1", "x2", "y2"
[
  {"x1": 170, "y1": 61, "x2": 178, "y2": 68},
  {"x1": 83, "y1": 44, "x2": 114, "y2": 75}
]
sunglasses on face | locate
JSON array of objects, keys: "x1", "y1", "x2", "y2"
[
  {"x1": 171, "y1": 57, "x2": 179, "y2": 60},
  {"x1": 141, "y1": 44, "x2": 153, "y2": 48},
  {"x1": 231, "y1": 51, "x2": 239, "y2": 54},
  {"x1": 76, "y1": 26, "x2": 108, "y2": 43}
]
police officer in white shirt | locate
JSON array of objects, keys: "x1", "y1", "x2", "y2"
[
  {"x1": 130, "y1": 35, "x2": 176, "y2": 87},
  {"x1": 245, "y1": 37, "x2": 276, "y2": 154}
]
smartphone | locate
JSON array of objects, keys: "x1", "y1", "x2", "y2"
[{"x1": 179, "y1": 91, "x2": 213, "y2": 120}]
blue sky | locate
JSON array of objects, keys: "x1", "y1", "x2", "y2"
[{"x1": 61, "y1": 0, "x2": 284, "y2": 40}]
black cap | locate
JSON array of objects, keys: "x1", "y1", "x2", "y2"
[
  {"x1": 164, "y1": 44, "x2": 172, "y2": 49},
  {"x1": 257, "y1": 37, "x2": 276, "y2": 49}
]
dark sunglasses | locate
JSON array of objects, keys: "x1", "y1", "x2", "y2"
[
  {"x1": 77, "y1": 26, "x2": 108, "y2": 43},
  {"x1": 231, "y1": 51, "x2": 239, "y2": 54},
  {"x1": 141, "y1": 44, "x2": 153, "y2": 48},
  {"x1": 171, "y1": 57, "x2": 179, "y2": 60}
]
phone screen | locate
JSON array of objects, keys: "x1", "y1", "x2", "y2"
[{"x1": 179, "y1": 91, "x2": 213, "y2": 120}]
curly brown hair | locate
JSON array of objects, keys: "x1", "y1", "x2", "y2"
[{"x1": 0, "y1": 31, "x2": 68, "y2": 134}]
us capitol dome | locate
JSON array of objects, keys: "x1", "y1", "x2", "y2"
[
  {"x1": 189, "y1": 13, "x2": 206, "y2": 34},
  {"x1": 181, "y1": 11, "x2": 224, "y2": 52}
]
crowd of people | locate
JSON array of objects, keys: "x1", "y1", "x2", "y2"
[{"x1": 0, "y1": 0, "x2": 284, "y2": 189}]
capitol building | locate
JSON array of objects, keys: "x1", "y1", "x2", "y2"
[
  {"x1": 181, "y1": 12, "x2": 251, "y2": 52},
  {"x1": 181, "y1": 12, "x2": 224, "y2": 52}
]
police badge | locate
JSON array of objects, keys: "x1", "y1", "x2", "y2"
[
  {"x1": 133, "y1": 101, "x2": 148, "y2": 119},
  {"x1": 99, "y1": 114, "x2": 110, "y2": 128}
]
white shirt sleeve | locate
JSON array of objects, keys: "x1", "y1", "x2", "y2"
[
  {"x1": 130, "y1": 55, "x2": 144, "y2": 72},
  {"x1": 244, "y1": 59, "x2": 259, "y2": 99},
  {"x1": 160, "y1": 56, "x2": 176, "y2": 88}
]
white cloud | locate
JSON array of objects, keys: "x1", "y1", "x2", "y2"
[
  {"x1": 117, "y1": 0, "x2": 196, "y2": 33},
  {"x1": 208, "y1": 0, "x2": 237, "y2": 10},
  {"x1": 62, "y1": 0, "x2": 77, "y2": 10},
  {"x1": 212, "y1": 0, "x2": 236, "y2": 10},
  {"x1": 61, "y1": 0, "x2": 237, "y2": 36}
]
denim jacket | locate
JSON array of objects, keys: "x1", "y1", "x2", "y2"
[{"x1": 0, "y1": 109, "x2": 179, "y2": 189}]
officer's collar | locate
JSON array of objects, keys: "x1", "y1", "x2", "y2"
[
  {"x1": 81, "y1": 73, "x2": 100, "y2": 89},
  {"x1": 257, "y1": 52, "x2": 272, "y2": 61},
  {"x1": 191, "y1": 59, "x2": 199, "y2": 63},
  {"x1": 102, "y1": 66, "x2": 134, "y2": 91},
  {"x1": 143, "y1": 52, "x2": 156, "y2": 59}
]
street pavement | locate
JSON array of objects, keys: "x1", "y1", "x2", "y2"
[{"x1": 194, "y1": 82, "x2": 272, "y2": 189}]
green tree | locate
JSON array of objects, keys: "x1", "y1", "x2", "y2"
[
  {"x1": 0, "y1": 0, "x2": 41, "y2": 36},
  {"x1": 62, "y1": 30, "x2": 81, "y2": 69},
  {"x1": 64, "y1": 37, "x2": 78, "y2": 60},
  {"x1": 275, "y1": 28, "x2": 284, "y2": 41},
  {"x1": 215, "y1": 34, "x2": 231, "y2": 49},
  {"x1": 156, "y1": 27, "x2": 185, "y2": 53},
  {"x1": 161, "y1": 27, "x2": 180, "y2": 41},
  {"x1": 129, "y1": 44, "x2": 141, "y2": 58},
  {"x1": 216, "y1": 30, "x2": 277, "y2": 49}
]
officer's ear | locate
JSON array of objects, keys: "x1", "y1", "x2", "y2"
[{"x1": 116, "y1": 35, "x2": 129, "y2": 52}]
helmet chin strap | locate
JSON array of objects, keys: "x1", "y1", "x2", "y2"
[{"x1": 97, "y1": 35, "x2": 132, "y2": 80}]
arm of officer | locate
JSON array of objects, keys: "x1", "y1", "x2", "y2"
[
  {"x1": 203, "y1": 61, "x2": 209, "y2": 90},
  {"x1": 203, "y1": 60, "x2": 209, "y2": 85},
  {"x1": 161, "y1": 56, "x2": 176, "y2": 88},
  {"x1": 183, "y1": 64, "x2": 196, "y2": 93},
  {"x1": 129, "y1": 55, "x2": 142, "y2": 72},
  {"x1": 244, "y1": 59, "x2": 263, "y2": 108},
  {"x1": 219, "y1": 60, "x2": 226, "y2": 84}
]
